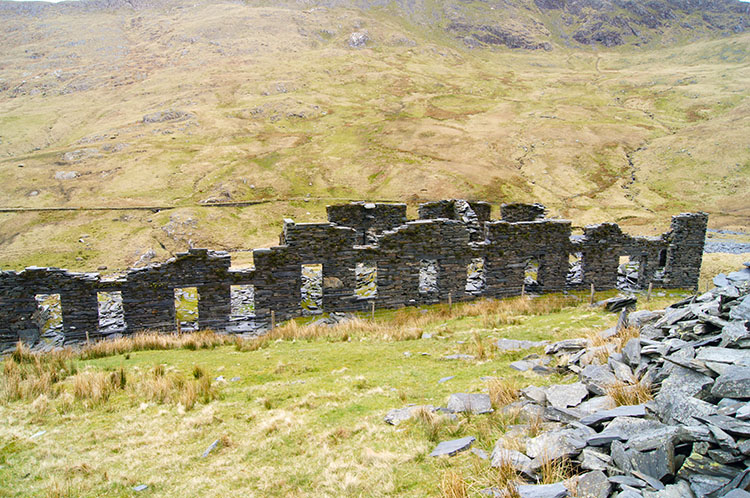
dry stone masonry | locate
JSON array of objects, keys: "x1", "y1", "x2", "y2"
[{"x1": 0, "y1": 201, "x2": 708, "y2": 351}]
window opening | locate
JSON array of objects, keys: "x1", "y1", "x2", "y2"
[
  {"x1": 419, "y1": 259, "x2": 438, "y2": 294},
  {"x1": 33, "y1": 293, "x2": 63, "y2": 340},
  {"x1": 567, "y1": 252, "x2": 584, "y2": 285},
  {"x1": 465, "y1": 258, "x2": 485, "y2": 295},
  {"x1": 97, "y1": 291, "x2": 125, "y2": 334},
  {"x1": 524, "y1": 258, "x2": 541, "y2": 288},
  {"x1": 355, "y1": 262, "x2": 377, "y2": 299},
  {"x1": 174, "y1": 287, "x2": 199, "y2": 331},
  {"x1": 301, "y1": 264, "x2": 323, "y2": 314}
]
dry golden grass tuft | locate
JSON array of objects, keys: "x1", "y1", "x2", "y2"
[
  {"x1": 440, "y1": 470, "x2": 468, "y2": 498},
  {"x1": 488, "y1": 377, "x2": 520, "y2": 409},
  {"x1": 606, "y1": 377, "x2": 653, "y2": 406},
  {"x1": 539, "y1": 456, "x2": 576, "y2": 485},
  {"x1": 72, "y1": 370, "x2": 126, "y2": 406},
  {"x1": 1, "y1": 342, "x2": 76, "y2": 403}
]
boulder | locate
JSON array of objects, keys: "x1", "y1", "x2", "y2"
[
  {"x1": 446, "y1": 393, "x2": 493, "y2": 414},
  {"x1": 546, "y1": 382, "x2": 589, "y2": 410}
]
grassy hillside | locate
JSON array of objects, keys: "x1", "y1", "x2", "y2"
[
  {"x1": 0, "y1": 290, "x2": 688, "y2": 497},
  {"x1": 0, "y1": 2, "x2": 748, "y2": 271}
]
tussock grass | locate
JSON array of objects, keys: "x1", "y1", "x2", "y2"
[
  {"x1": 488, "y1": 378, "x2": 520, "y2": 409},
  {"x1": 72, "y1": 370, "x2": 125, "y2": 406},
  {"x1": 539, "y1": 456, "x2": 576, "y2": 485},
  {"x1": 79, "y1": 329, "x2": 235, "y2": 360},
  {"x1": 606, "y1": 378, "x2": 653, "y2": 406},
  {"x1": 440, "y1": 470, "x2": 468, "y2": 498},
  {"x1": 1, "y1": 342, "x2": 76, "y2": 403}
]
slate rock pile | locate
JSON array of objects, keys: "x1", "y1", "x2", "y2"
[
  {"x1": 384, "y1": 264, "x2": 750, "y2": 498},
  {"x1": 493, "y1": 264, "x2": 750, "y2": 497}
]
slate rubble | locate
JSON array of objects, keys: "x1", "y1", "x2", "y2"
[{"x1": 385, "y1": 264, "x2": 750, "y2": 497}]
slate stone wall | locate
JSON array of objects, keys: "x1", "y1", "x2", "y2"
[
  {"x1": 0, "y1": 202, "x2": 708, "y2": 349},
  {"x1": 500, "y1": 203, "x2": 546, "y2": 222}
]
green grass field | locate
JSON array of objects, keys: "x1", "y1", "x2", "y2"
[{"x1": 0, "y1": 290, "x2": 691, "y2": 497}]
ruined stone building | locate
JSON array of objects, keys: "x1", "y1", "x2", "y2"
[{"x1": 0, "y1": 201, "x2": 707, "y2": 350}]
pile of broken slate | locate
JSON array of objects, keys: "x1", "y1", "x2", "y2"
[{"x1": 384, "y1": 263, "x2": 750, "y2": 498}]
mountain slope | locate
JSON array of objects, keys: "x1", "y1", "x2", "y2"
[{"x1": 0, "y1": 0, "x2": 748, "y2": 271}]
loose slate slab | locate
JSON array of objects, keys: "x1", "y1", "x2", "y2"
[
  {"x1": 429, "y1": 436, "x2": 475, "y2": 457},
  {"x1": 587, "y1": 417, "x2": 665, "y2": 447},
  {"x1": 384, "y1": 405, "x2": 435, "y2": 425},
  {"x1": 446, "y1": 393, "x2": 493, "y2": 414},
  {"x1": 521, "y1": 385, "x2": 548, "y2": 405},
  {"x1": 730, "y1": 294, "x2": 750, "y2": 321},
  {"x1": 622, "y1": 338, "x2": 642, "y2": 367},
  {"x1": 576, "y1": 396, "x2": 615, "y2": 415},
  {"x1": 546, "y1": 382, "x2": 589, "y2": 410},
  {"x1": 711, "y1": 366, "x2": 750, "y2": 398},
  {"x1": 578, "y1": 447, "x2": 612, "y2": 471},
  {"x1": 575, "y1": 470, "x2": 610, "y2": 498},
  {"x1": 526, "y1": 428, "x2": 587, "y2": 460},
  {"x1": 580, "y1": 404, "x2": 646, "y2": 427},
  {"x1": 580, "y1": 365, "x2": 617, "y2": 396},
  {"x1": 490, "y1": 444, "x2": 532, "y2": 471},
  {"x1": 545, "y1": 338, "x2": 588, "y2": 355},
  {"x1": 516, "y1": 482, "x2": 569, "y2": 498},
  {"x1": 695, "y1": 347, "x2": 750, "y2": 366},
  {"x1": 642, "y1": 479, "x2": 694, "y2": 498}
]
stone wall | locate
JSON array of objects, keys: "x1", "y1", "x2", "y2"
[{"x1": 0, "y1": 201, "x2": 708, "y2": 350}]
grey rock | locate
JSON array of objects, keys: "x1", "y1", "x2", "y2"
[
  {"x1": 348, "y1": 31, "x2": 369, "y2": 48},
  {"x1": 496, "y1": 338, "x2": 548, "y2": 351},
  {"x1": 521, "y1": 385, "x2": 548, "y2": 405},
  {"x1": 578, "y1": 447, "x2": 612, "y2": 471},
  {"x1": 696, "y1": 347, "x2": 750, "y2": 366},
  {"x1": 609, "y1": 475, "x2": 646, "y2": 488},
  {"x1": 472, "y1": 448, "x2": 489, "y2": 460},
  {"x1": 609, "y1": 358, "x2": 635, "y2": 383},
  {"x1": 133, "y1": 484, "x2": 148, "y2": 492},
  {"x1": 444, "y1": 354, "x2": 474, "y2": 360},
  {"x1": 580, "y1": 404, "x2": 647, "y2": 426},
  {"x1": 655, "y1": 391, "x2": 718, "y2": 426},
  {"x1": 526, "y1": 428, "x2": 587, "y2": 460},
  {"x1": 511, "y1": 360, "x2": 535, "y2": 371},
  {"x1": 577, "y1": 396, "x2": 616, "y2": 415},
  {"x1": 516, "y1": 482, "x2": 568, "y2": 498},
  {"x1": 429, "y1": 436, "x2": 475, "y2": 457},
  {"x1": 201, "y1": 439, "x2": 219, "y2": 457},
  {"x1": 622, "y1": 338, "x2": 642, "y2": 367},
  {"x1": 711, "y1": 367, "x2": 750, "y2": 399},
  {"x1": 581, "y1": 364, "x2": 618, "y2": 396},
  {"x1": 446, "y1": 393, "x2": 493, "y2": 414},
  {"x1": 490, "y1": 443, "x2": 532, "y2": 470},
  {"x1": 707, "y1": 448, "x2": 743, "y2": 464},
  {"x1": 720, "y1": 321, "x2": 750, "y2": 347},
  {"x1": 576, "y1": 470, "x2": 610, "y2": 498},
  {"x1": 616, "y1": 490, "x2": 643, "y2": 498},
  {"x1": 696, "y1": 413, "x2": 750, "y2": 437},
  {"x1": 717, "y1": 398, "x2": 744, "y2": 417},
  {"x1": 642, "y1": 480, "x2": 694, "y2": 498},
  {"x1": 587, "y1": 417, "x2": 666, "y2": 447},
  {"x1": 677, "y1": 451, "x2": 742, "y2": 480},
  {"x1": 628, "y1": 310, "x2": 661, "y2": 328},
  {"x1": 721, "y1": 490, "x2": 750, "y2": 498},
  {"x1": 611, "y1": 439, "x2": 675, "y2": 481},
  {"x1": 736, "y1": 403, "x2": 750, "y2": 420},
  {"x1": 54, "y1": 170, "x2": 78, "y2": 180},
  {"x1": 546, "y1": 338, "x2": 587, "y2": 355},
  {"x1": 687, "y1": 474, "x2": 730, "y2": 497},
  {"x1": 546, "y1": 382, "x2": 589, "y2": 410},
  {"x1": 384, "y1": 405, "x2": 434, "y2": 425},
  {"x1": 730, "y1": 295, "x2": 750, "y2": 321},
  {"x1": 438, "y1": 376, "x2": 454, "y2": 384}
]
